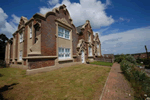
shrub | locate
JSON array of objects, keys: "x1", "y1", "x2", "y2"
[
  {"x1": 0, "y1": 60, "x2": 9, "y2": 68},
  {"x1": 125, "y1": 55, "x2": 136, "y2": 64},
  {"x1": 120, "y1": 60, "x2": 150, "y2": 100},
  {"x1": 114, "y1": 55, "x2": 126, "y2": 63}
]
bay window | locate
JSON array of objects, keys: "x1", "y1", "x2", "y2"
[
  {"x1": 58, "y1": 47, "x2": 70, "y2": 59},
  {"x1": 58, "y1": 26, "x2": 70, "y2": 39}
]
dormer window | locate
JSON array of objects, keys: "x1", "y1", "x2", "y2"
[
  {"x1": 20, "y1": 32, "x2": 23, "y2": 42},
  {"x1": 29, "y1": 25, "x2": 32, "y2": 38}
]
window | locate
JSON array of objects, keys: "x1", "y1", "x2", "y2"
[
  {"x1": 58, "y1": 47, "x2": 70, "y2": 59},
  {"x1": 20, "y1": 33, "x2": 23, "y2": 42},
  {"x1": 97, "y1": 44, "x2": 99, "y2": 48},
  {"x1": 19, "y1": 50, "x2": 22, "y2": 60},
  {"x1": 88, "y1": 33, "x2": 91, "y2": 41},
  {"x1": 88, "y1": 47, "x2": 92, "y2": 56},
  {"x1": 30, "y1": 26, "x2": 32, "y2": 38},
  {"x1": 58, "y1": 26, "x2": 70, "y2": 39}
]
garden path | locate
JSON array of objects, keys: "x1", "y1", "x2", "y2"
[{"x1": 100, "y1": 63, "x2": 134, "y2": 100}]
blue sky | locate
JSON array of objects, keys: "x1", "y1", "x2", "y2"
[{"x1": 0, "y1": 0, "x2": 150, "y2": 55}]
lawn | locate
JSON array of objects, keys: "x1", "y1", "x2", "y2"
[
  {"x1": 0, "y1": 64, "x2": 110, "y2": 100},
  {"x1": 90, "y1": 61, "x2": 113, "y2": 66}
]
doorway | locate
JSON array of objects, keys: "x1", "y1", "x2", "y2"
[{"x1": 81, "y1": 50, "x2": 85, "y2": 63}]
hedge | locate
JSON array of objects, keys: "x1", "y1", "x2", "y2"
[{"x1": 120, "y1": 60, "x2": 150, "y2": 100}]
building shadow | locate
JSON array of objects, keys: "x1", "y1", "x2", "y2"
[
  {"x1": 0, "y1": 74, "x2": 3, "y2": 77},
  {"x1": 0, "y1": 83, "x2": 19, "y2": 100}
]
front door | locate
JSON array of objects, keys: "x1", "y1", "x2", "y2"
[{"x1": 81, "y1": 50, "x2": 85, "y2": 63}]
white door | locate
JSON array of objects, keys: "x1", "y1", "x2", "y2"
[{"x1": 81, "y1": 50, "x2": 85, "y2": 63}]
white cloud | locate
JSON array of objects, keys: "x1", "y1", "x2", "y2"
[
  {"x1": 0, "y1": 7, "x2": 20, "y2": 38},
  {"x1": 117, "y1": 17, "x2": 130, "y2": 22},
  {"x1": 0, "y1": 8, "x2": 8, "y2": 28},
  {"x1": 48, "y1": 0, "x2": 59, "y2": 5},
  {"x1": 106, "y1": 0, "x2": 111, "y2": 6},
  {"x1": 11, "y1": 14, "x2": 20, "y2": 24},
  {"x1": 39, "y1": 0, "x2": 115, "y2": 29},
  {"x1": 99, "y1": 26, "x2": 150, "y2": 54}
]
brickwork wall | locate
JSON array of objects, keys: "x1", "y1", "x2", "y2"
[
  {"x1": 23, "y1": 26, "x2": 28, "y2": 57},
  {"x1": 15, "y1": 33, "x2": 18, "y2": 59},
  {"x1": 28, "y1": 59, "x2": 55, "y2": 69},
  {"x1": 10, "y1": 42, "x2": 13, "y2": 59}
]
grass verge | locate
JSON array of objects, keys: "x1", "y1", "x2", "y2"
[{"x1": 0, "y1": 64, "x2": 110, "y2": 100}]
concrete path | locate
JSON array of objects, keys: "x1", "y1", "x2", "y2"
[{"x1": 100, "y1": 63, "x2": 134, "y2": 100}]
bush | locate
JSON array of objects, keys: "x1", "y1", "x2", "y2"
[
  {"x1": 145, "y1": 65, "x2": 150, "y2": 69},
  {"x1": 125, "y1": 55, "x2": 136, "y2": 64},
  {"x1": 115, "y1": 54, "x2": 136, "y2": 64},
  {"x1": 114, "y1": 54, "x2": 126, "y2": 63},
  {"x1": 120, "y1": 60, "x2": 150, "y2": 100},
  {"x1": 0, "y1": 60, "x2": 9, "y2": 68}
]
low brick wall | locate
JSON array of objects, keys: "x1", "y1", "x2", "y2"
[{"x1": 95, "y1": 57, "x2": 114, "y2": 63}]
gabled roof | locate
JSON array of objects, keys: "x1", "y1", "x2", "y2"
[{"x1": 76, "y1": 24, "x2": 84, "y2": 34}]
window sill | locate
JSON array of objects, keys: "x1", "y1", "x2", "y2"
[
  {"x1": 88, "y1": 56, "x2": 93, "y2": 58},
  {"x1": 58, "y1": 36, "x2": 70, "y2": 40},
  {"x1": 58, "y1": 58, "x2": 73, "y2": 62},
  {"x1": 17, "y1": 60, "x2": 22, "y2": 63}
]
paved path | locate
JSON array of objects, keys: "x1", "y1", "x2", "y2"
[{"x1": 100, "y1": 63, "x2": 134, "y2": 100}]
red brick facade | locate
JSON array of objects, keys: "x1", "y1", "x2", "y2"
[{"x1": 5, "y1": 4, "x2": 101, "y2": 70}]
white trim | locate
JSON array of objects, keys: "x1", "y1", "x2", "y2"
[
  {"x1": 20, "y1": 32, "x2": 23, "y2": 42},
  {"x1": 58, "y1": 47, "x2": 71, "y2": 59},
  {"x1": 19, "y1": 50, "x2": 22, "y2": 60},
  {"x1": 58, "y1": 26, "x2": 70, "y2": 40},
  {"x1": 88, "y1": 46, "x2": 92, "y2": 56}
]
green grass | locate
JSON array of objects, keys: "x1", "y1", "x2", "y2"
[
  {"x1": 90, "y1": 61, "x2": 113, "y2": 66},
  {"x1": 0, "y1": 64, "x2": 110, "y2": 100}
]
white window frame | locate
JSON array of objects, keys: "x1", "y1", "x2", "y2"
[
  {"x1": 58, "y1": 47, "x2": 71, "y2": 59},
  {"x1": 88, "y1": 46, "x2": 92, "y2": 56},
  {"x1": 97, "y1": 44, "x2": 99, "y2": 48},
  {"x1": 20, "y1": 32, "x2": 23, "y2": 43},
  {"x1": 19, "y1": 50, "x2": 22, "y2": 60},
  {"x1": 88, "y1": 33, "x2": 91, "y2": 42},
  {"x1": 29, "y1": 25, "x2": 32, "y2": 38},
  {"x1": 58, "y1": 26, "x2": 70, "y2": 39}
]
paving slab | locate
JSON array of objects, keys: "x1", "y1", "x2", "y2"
[{"x1": 100, "y1": 63, "x2": 134, "y2": 100}]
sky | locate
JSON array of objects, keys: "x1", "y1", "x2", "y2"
[{"x1": 0, "y1": 0, "x2": 150, "y2": 55}]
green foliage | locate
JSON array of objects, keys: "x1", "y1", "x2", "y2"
[
  {"x1": 0, "y1": 60, "x2": 9, "y2": 68},
  {"x1": 125, "y1": 55, "x2": 136, "y2": 64},
  {"x1": 0, "y1": 33, "x2": 9, "y2": 60},
  {"x1": 120, "y1": 60, "x2": 150, "y2": 100},
  {"x1": 115, "y1": 54, "x2": 136, "y2": 64}
]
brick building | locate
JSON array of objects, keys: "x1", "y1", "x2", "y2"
[
  {"x1": 5, "y1": 4, "x2": 101, "y2": 73},
  {"x1": 131, "y1": 52, "x2": 150, "y2": 59}
]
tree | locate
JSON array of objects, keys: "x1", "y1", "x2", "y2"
[{"x1": 0, "y1": 33, "x2": 8, "y2": 60}]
